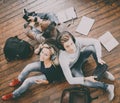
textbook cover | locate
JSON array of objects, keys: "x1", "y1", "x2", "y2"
[
  {"x1": 98, "y1": 31, "x2": 119, "y2": 52},
  {"x1": 57, "y1": 7, "x2": 77, "y2": 23},
  {"x1": 76, "y1": 16, "x2": 95, "y2": 35}
]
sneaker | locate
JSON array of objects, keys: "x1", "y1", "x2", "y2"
[
  {"x1": 104, "y1": 71, "x2": 115, "y2": 81},
  {"x1": 107, "y1": 84, "x2": 114, "y2": 101},
  {"x1": 9, "y1": 79, "x2": 21, "y2": 87},
  {"x1": 2, "y1": 93, "x2": 13, "y2": 100},
  {"x1": 23, "y1": 8, "x2": 28, "y2": 14}
]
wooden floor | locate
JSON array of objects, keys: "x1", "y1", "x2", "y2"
[{"x1": 0, "y1": 0, "x2": 120, "y2": 103}]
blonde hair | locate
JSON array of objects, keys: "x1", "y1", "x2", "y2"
[{"x1": 40, "y1": 43, "x2": 59, "y2": 65}]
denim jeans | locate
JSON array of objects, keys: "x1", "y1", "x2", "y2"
[
  {"x1": 71, "y1": 45, "x2": 108, "y2": 90},
  {"x1": 13, "y1": 61, "x2": 47, "y2": 98},
  {"x1": 37, "y1": 12, "x2": 59, "y2": 24}
]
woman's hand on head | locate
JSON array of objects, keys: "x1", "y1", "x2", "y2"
[
  {"x1": 34, "y1": 44, "x2": 44, "y2": 55},
  {"x1": 34, "y1": 48, "x2": 40, "y2": 55},
  {"x1": 35, "y1": 79, "x2": 49, "y2": 84}
]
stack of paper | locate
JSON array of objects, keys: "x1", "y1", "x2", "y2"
[
  {"x1": 76, "y1": 16, "x2": 95, "y2": 35},
  {"x1": 57, "y1": 7, "x2": 77, "y2": 23},
  {"x1": 98, "y1": 31, "x2": 119, "y2": 52}
]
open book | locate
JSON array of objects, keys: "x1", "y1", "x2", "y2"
[
  {"x1": 98, "y1": 31, "x2": 119, "y2": 52},
  {"x1": 76, "y1": 16, "x2": 95, "y2": 35},
  {"x1": 56, "y1": 7, "x2": 77, "y2": 23}
]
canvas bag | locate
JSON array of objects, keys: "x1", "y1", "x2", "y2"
[
  {"x1": 3, "y1": 36, "x2": 34, "y2": 61},
  {"x1": 60, "y1": 87, "x2": 98, "y2": 103}
]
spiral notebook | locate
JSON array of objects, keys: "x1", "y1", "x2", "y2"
[{"x1": 98, "y1": 31, "x2": 119, "y2": 52}]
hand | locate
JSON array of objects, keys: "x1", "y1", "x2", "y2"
[
  {"x1": 34, "y1": 48, "x2": 40, "y2": 55},
  {"x1": 28, "y1": 16, "x2": 35, "y2": 21},
  {"x1": 84, "y1": 76, "x2": 97, "y2": 82},
  {"x1": 98, "y1": 58, "x2": 106, "y2": 65},
  {"x1": 29, "y1": 21, "x2": 35, "y2": 27},
  {"x1": 41, "y1": 20, "x2": 51, "y2": 31},
  {"x1": 35, "y1": 80, "x2": 49, "y2": 84},
  {"x1": 34, "y1": 44, "x2": 44, "y2": 54}
]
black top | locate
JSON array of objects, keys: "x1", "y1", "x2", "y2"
[{"x1": 40, "y1": 62, "x2": 64, "y2": 83}]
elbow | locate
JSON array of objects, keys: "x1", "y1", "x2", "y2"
[
  {"x1": 95, "y1": 39, "x2": 101, "y2": 45},
  {"x1": 68, "y1": 81, "x2": 75, "y2": 85},
  {"x1": 93, "y1": 39, "x2": 101, "y2": 48},
  {"x1": 93, "y1": 39, "x2": 100, "y2": 44},
  {"x1": 66, "y1": 77, "x2": 74, "y2": 84}
]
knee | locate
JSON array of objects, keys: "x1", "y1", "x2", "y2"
[
  {"x1": 21, "y1": 66, "x2": 29, "y2": 74},
  {"x1": 22, "y1": 64, "x2": 33, "y2": 74},
  {"x1": 24, "y1": 78, "x2": 33, "y2": 85},
  {"x1": 87, "y1": 45, "x2": 96, "y2": 54},
  {"x1": 25, "y1": 64, "x2": 33, "y2": 69}
]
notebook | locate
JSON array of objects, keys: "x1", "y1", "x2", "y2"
[
  {"x1": 76, "y1": 16, "x2": 95, "y2": 35},
  {"x1": 98, "y1": 31, "x2": 119, "y2": 52},
  {"x1": 57, "y1": 7, "x2": 77, "y2": 23}
]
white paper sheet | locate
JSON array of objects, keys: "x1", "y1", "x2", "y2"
[
  {"x1": 76, "y1": 16, "x2": 95, "y2": 35},
  {"x1": 57, "y1": 7, "x2": 77, "y2": 23},
  {"x1": 98, "y1": 31, "x2": 119, "y2": 52}
]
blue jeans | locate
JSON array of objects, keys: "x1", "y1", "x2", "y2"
[
  {"x1": 37, "y1": 12, "x2": 59, "y2": 24},
  {"x1": 13, "y1": 61, "x2": 47, "y2": 98},
  {"x1": 71, "y1": 46, "x2": 108, "y2": 90}
]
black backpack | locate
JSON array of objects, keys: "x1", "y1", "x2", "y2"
[
  {"x1": 60, "y1": 87, "x2": 98, "y2": 103},
  {"x1": 3, "y1": 36, "x2": 34, "y2": 62}
]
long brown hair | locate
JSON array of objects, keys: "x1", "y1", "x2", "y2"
[{"x1": 57, "y1": 31, "x2": 76, "y2": 50}]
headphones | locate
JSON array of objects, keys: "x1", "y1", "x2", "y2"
[
  {"x1": 39, "y1": 44, "x2": 57, "y2": 61},
  {"x1": 56, "y1": 31, "x2": 76, "y2": 50}
]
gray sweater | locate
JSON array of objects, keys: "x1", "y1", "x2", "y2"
[{"x1": 59, "y1": 37, "x2": 102, "y2": 85}]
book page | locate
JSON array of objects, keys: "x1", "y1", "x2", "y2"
[
  {"x1": 57, "y1": 11, "x2": 67, "y2": 23},
  {"x1": 76, "y1": 16, "x2": 95, "y2": 35},
  {"x1": 57, "y1": 7, "x2": 77, "y2": 23},
  {"x1": 65, "y1": 7, "x2": 77, "y2": 20},
  {"x1": 98, "y1": 31, "x2": 119, "y2": 52}
]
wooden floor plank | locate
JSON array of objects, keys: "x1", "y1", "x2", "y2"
[{"x1": 0, "y1": 0, "x2": 120, "y2": 103}]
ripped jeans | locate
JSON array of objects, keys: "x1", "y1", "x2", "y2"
[
  {"x1": 71, "y1": 45, "x2": 108, "y2": 90},
  {"x1": 13, "y1": 61, "x2": 47, "y2": 98}
]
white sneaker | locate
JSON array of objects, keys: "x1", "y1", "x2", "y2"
[
  {"x1": 107, "y1": 84, "x2": 114, "y2": 101},
  {"x1": 104, "y1": 71, "x2": 115, "y2": 81}
]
